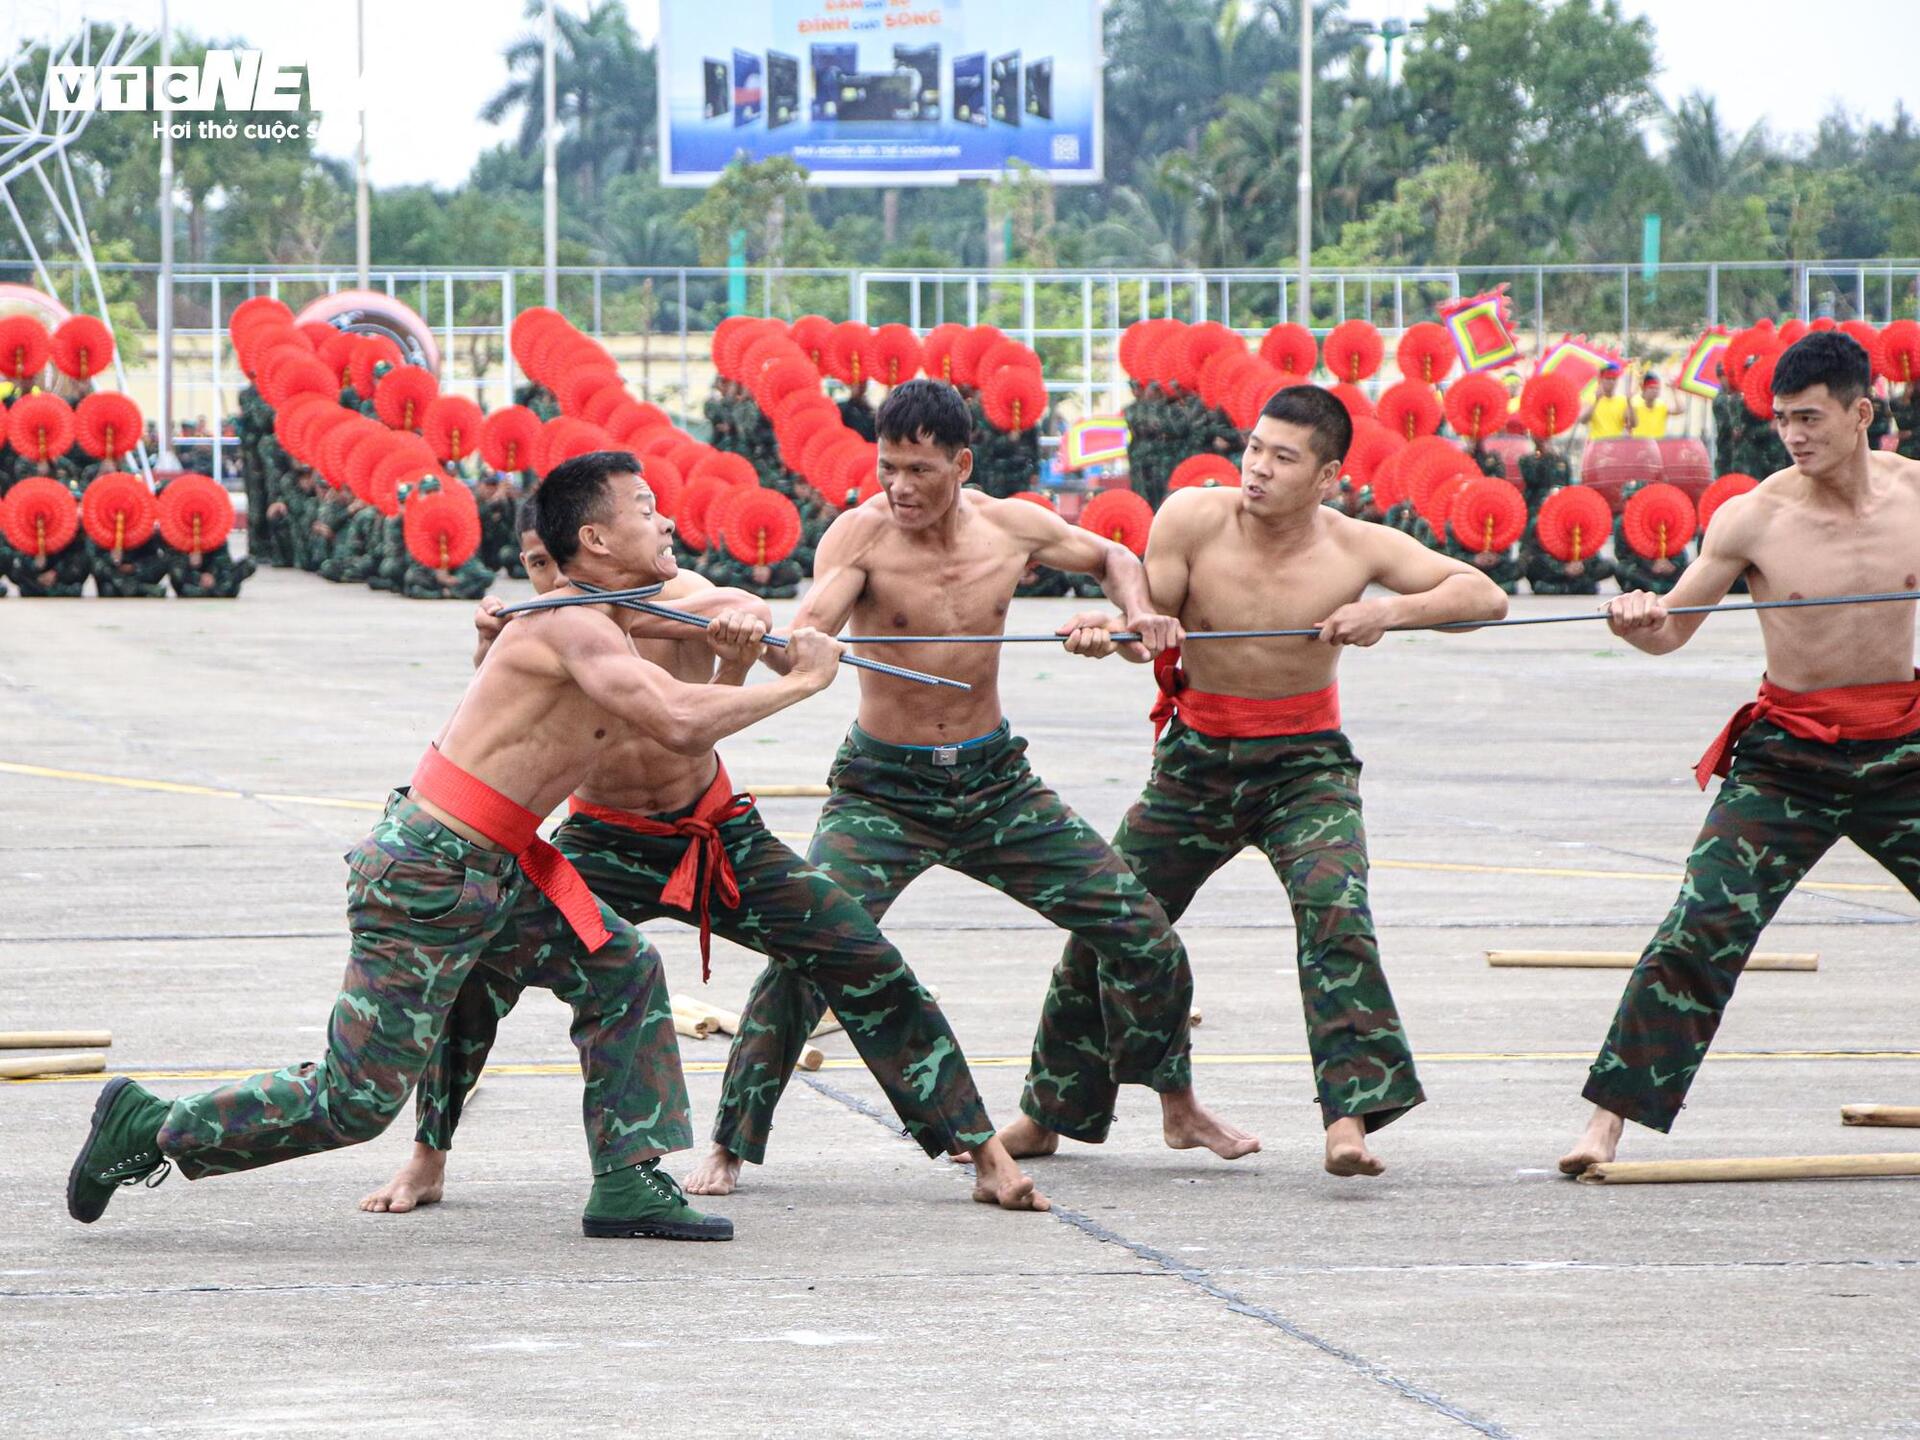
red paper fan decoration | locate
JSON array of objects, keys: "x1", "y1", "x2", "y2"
[
  {"x1": 1009, "y1": 489, "x2": 1055, "y2": 509},
  {"x1": 1448, "y1": 476, "x2": 1528, "y2": 553},
  {"x1": 1173, "y1": 323, "x2": 1239, "y2": 393},
  {"x1": 1535, "y1": 486, "x2": 1613, "y2": 563},
  {"x1": 509, "y1": 307, "x2": 568, "y2": 371},
  {"x1": 72, "y1": 391, "x2": 142, "y2": 458},
  {"x1": 868, "y1": 324, "x2": 924, "y2": 388},
  {"x1": 273, "y1": 393, "x2": 330, "y2": 454},
  {"x1": 638, "y1": 455, "x2": 683, "y2": 517},
  {"x1": 723, "y1": 488, "x2": 803, "y2": 565},
  {"x1": 534, "y1": 417, "x2": 613, "y2": 477},
  {"x1": 1228, "y1": 367, "x2": 1293, "y2": 431},
  {"x1": 1839, "y1": 320, "x2": 1879, "y2": 358},
  {"x1": 1396, "y1": 322, "x2": 1456, "y2": 385},
  {"x1": 1720, "y1": 324, "x2": 1773, "y2": 385},
  {"x1": 156, "y1": 474, "x2": 233, "y2": 556},
  {"x1": 0, "y1": 315, "x2": 52, "y2": 383},
  {"x1": 347, "y1": 334, "x2": 405, "y2": 397},
  {"x1": 404, "y1": 485, "x2": 483, "y2": 570},
  {"x1": 710, "y1": 316, "x2": 762, "y2": 380},
  {"x1": 1368, "y1": 449, "x2": 1409, "y2": 510},
  {"x1": 676, "y1": 474, "x2": 734, "y2": 552},
  {"x1": 951, "y1": 325, "x2": 1008, "y2": 389},
  {"x1": 637, "y1": 428, "x2": 687, "y2": 461},
  {"x1": 80, "y1": 471, "x2": 157, "y2": 552},
  {"x1": 228, "y1": 295, "x2": 293, "y2": 340},
  {"x1": 802, "y1": 428, "x2": 860, "y2": 487},
  {"x1": 1810, "y1": 317, "x2": 1836, "y2": 333},
  {"x1": 1118, "y1": 320, "x2": 1173, "y2": 381},
  {"x1": 50, "y1": 315, "x2": 114, "y2": 379},
  {"x1": 691, "y1": 450, "x2": 760, "y2": 488},
  {"x1": 317, "y1": 329, "x2": 358, "y2": 385},
  {"x1": 786, "y1": 315, "x2": 836, "y2": 374},
  {"x1": 1341, "y1": 420, "x2": 1404, "y2": 491},
  {"x1": 614, "y1": 401, "x2": 673, "y2": 443},
  {"x1": 1168, "y1": 454, "x2": 1241, "y2": 490},
  {"x1": 1622, "y1": 482, "x2": 1697, "y2": 561},
  {"x1": 296, "y1": 320, "x2": 337, "y2": 351},
  {"x1": 1401, "y1": 436, "x2": 1476, "y2": 519},
  {"x1": 292, "y1": 405, "x2": 355, "y2": 471},
  {"x1": 754, "y1": 357, "x2": 824, "y2": 413},
  {"x1": 1777, "y1": 319, "x2": 1809, "y2": 347},
  {"x1": 1324, "y1": 320, "x2": 1384, "y2": 384},
  {"x1": 977, "y1": 338, "x2": 1041, "y2": 389},
  {"x1": 1697, "y1": 472, "x2": 1759, "y2": 532},
  {"x1": 374, "y1": 365, "x2": 439, "y2": 431},
  {"x1": 557, "y1": 366, "x2": 624, "y2": 418},
  {"x1": 836, "y1": 442, "x2": 880, "y2": 506},
  {"x1": 479, "y1": 405, "x2": 542, "y2": 474},
  {"x1": 981, "y1": 365, "x2": 1049, "y2": 434},
  {"x1": 1445, "y1": 372, "x2": 1511, "y2": 443},
  {"x1": 370, "y1": 446, "x2": 439, "y2": 517},
  {"x1": 827, "y1": 321, "x2": 874, "y2": 388},
  {"x1": 1877, "y1": 319, "x2": 1920, "y2": 384},
  {"x1": 1329, "y1": 382, "x2": 1375, "y2": 422},
  {"x1": 1259, "y1": 323, "x2": 1317, "y2": 375},
  {"x1": 1741, "y1": 349, "x2": 1783, "y2": 420},
  {"x1": 1376, "y1": 380, "x2": 1444, "y2": 441},
  {"x1": 423, "y1": 396, "x2": 485, "y2": 462},
  {"x1": 919, "y1": 323, "x2": 968, "y2": 384},
  {"x1": 1419, "y1": 474, "x2": 1471, "y2": 536},
  {"x1": 1079, "y1": 488, "x2": 1153, "y2": 557},
  {"x1": 777, "y1": 407, "x2": 840, "y2": 473},
  {"x1": 7, "y1": 393, "x2": 75, "y2": 464},
  {"x1": 272, "y1": 354, "x2": 341, "y2": 410},
  {"x1": 1519, "y1": 372, "x2": 1581, "y2": 438},
  {"x1": 322, "y1": 421, "x2": 379, "y2": 493},
  {"x1": 3, "y1": 475, "x2": 79, "y2": 558},
  {"x1": 1198, "y1": 348, "x2": 1255, "y2": 412}
]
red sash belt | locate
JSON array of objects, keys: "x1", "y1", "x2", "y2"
[
  {"x1": 1694, "y1": 672, "x2": 1920, "y2": 789},
  {"x1": 1151, "y1": 648, "x2": 1341, "y2": 740},
  {"x1": 568, "y1": 760, "x2": 754, "y2": 981},
  {"x1": 410, "y1": 745, "x2": 612, "y2": 953}
]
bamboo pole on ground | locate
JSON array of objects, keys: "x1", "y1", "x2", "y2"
[
  {"x1": 674, "y1": 995, "x2": 822, "y2": 1070},
  {"x1": 670, "y1": 1003, "x2": 716, "y2": 1039},
  {"x1": 1578, "y1": 1153, "x2": 1920, "y2": 1185},
  {"x1": 0, "y1": 1052, "x2": 107, "y2": 1080},
  {"x1": 0, "y1": 1030, "x2": 112, "y2": 1049},
  {"x1": 1488, "y1": 951, "x2": 1817, "y2": 971},
  {"x1": 1841, "y1": 1105, "x2": 1920, "y2": 1128}
]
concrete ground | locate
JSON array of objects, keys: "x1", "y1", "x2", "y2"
[{"x1": 1, "y1": 571, "x2": 1916, "y2": 1439}]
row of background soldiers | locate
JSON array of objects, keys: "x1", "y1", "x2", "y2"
[{"x1": 0, "y1": 389, "x2": 252, "y2": 598}]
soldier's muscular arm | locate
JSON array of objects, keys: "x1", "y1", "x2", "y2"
[{"x1": 1606, "y1": 493, "x2": 1756, "y2": 654}]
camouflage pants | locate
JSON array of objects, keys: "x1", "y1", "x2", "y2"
[
  {"x1": 1584, "y1": 721, "x2": 1920, "y2": 1131},
  {"x1": 1043, "y1": 720, "x2": 1422, "y2": 1136},
  {"x1": 711, "y1": 723, "x2": 1194, "y2": 1153},
  {"x1": 156, "y1": 793, "x2": 689, "y2": 1179},
  {"x1": 416, "y1": 801, "x2": 995, "y2": 1166}
]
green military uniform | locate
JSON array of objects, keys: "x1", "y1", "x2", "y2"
[
  {"x1": 7, "y1": 536, "x2": 90, "y2": 595},
  {"x1": 402, "y1": 557, "x2": 496, "y2": 601},
  {"x1": 1610, "y1": 513, "x2": 1689, "y2": 596},
  {"x1": 1892, "y1": 388, "x2": 1920, "y2": 462},
  {"x1": 1521, "y1": 514, "x2": 1612, "y2": 596},
  {"x1": 412, "y1": 786, "x2": 998, "y2": 1167},
  {"x1": 1442, "y1": 535, "x2": 1522, "y2": 593},
  {"x1": 1015, "y1": 563, "x2": 1104, "y2": 599},
  {"x1": 1584, "y1": 714, "x2": 1920, "y2": 1132},
  {"x1": 1518, "y1": 446, "x2": 1571, "y2": 509},
  {"x1": 89, "y1": 537, "x2": 170, "y2": 597},
  {"x1": 166, "y1": 542, "x2": 255, "y2": 598},
  {"x1": 154, "y1": 793, "x2": 690, "y2": 1176},
  {"x1": 713, "y1": 721, "x2": 1196, "y2": 1150},
  {"x1": 476, "y1": 484, "x2": 525, "y2": 576},
  {"x1": 235, "y1": 384, "x2": 273, "y2": 555},
  {"x1": 319, "y1": 502, "x2": 382, "y2": 584}
]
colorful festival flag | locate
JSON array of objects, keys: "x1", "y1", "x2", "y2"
[
  {"x1": 1438, "y1": 285, "x2": 1520, "y2": 373},
  {"x1": 1063, "y1": 416, "x2": 1130, "y2": 470},
  {"x1": 1678, "y1": 328, "x2": 1732, "y2": 399}
]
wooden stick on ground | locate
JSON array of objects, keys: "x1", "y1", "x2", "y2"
[
  {"x1": 1488, "y1": 951, "x2": 1817, "y2": 972},
  {"x1": 670, "y1": 1004, "x2": 716, "y2": 1040},
  {"x1": 1841, "y1": 1105, "x2": 1920, "y2": 1128},
  {"x1": 674, "y1": 995, "x2": 823, "y2": 1070},
  {"x1": 0, "y1": 1052, "x2": 107, "y2": 1080},
  {"x1": 0, "y1": 1030, "x2": 112, "y2": 1050},
  {"x1": 1577, "y1": 1153, "x2": 1920, "y2": 1185}
]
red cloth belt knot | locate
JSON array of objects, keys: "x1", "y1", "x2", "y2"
[
  {"x1": 1694, "y1": 672, "x2": 1920, "y2": 789},
  {"x1": 568, "y1": 759, "x2": 754, "y2": 981},
  {"x1": 1151, "y1": 647, "x2": 1341, "y2": 740},
  {"x1": 410, "y1": 745, "x2": 612, "y2": 953}
]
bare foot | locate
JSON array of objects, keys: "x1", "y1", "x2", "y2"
[
  {"x1": 968, "y1": 1136, "x2": 1050, "y2": 1212},
  {"x1": 1161, "y1": 1087, "x2": 1262, "y2": 1160},
  {"x1": 1323, "y1": 1116, "x2": 1385, "y2": 1177},
  {"x1": 683, "y1": 1143, "x2": 744, "y2": 1197},
  {"x1": 954, "y1": 1114, "x2": 1060, "y2": 1164},
  {"x1": 1557, "y1": 1106, "x2": 1625, "y2": 1176},
  {"x1": 359, "y1": 1143, "x2": 447, "y2": 1213}
]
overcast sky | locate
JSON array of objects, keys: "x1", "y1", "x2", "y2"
[{"x1": 8, "y1": 0, "x2": 1917, "y2": 188}]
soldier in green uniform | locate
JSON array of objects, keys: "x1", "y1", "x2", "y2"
[
  {"x1": 89, "y1": 534, "x2": 171, "y2": 597},
  {"x1": 318, "y1": 496, "x2": 382, "y2": 584},
  {"x1": 1610, "y1": 481, "x2": 1692, "y2": 596},
  {"x1": 474, "y1": 472, "x2": 524, "y2": 576},
  {"x1": 8, "y1": 532, "x2": 91, "y2": 595}
]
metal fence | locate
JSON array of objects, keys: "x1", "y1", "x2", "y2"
[{"x1": 7, "y1": 258, "x2": 1917, "y2": 479}]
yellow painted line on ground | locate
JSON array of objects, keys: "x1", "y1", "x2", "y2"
[
  {"x1": 4, "y1": 758, "x2": 1904, "y2": 895},
  {"x1": 10, "y1": 1049, "x2": 1917, "y2": 1086}
]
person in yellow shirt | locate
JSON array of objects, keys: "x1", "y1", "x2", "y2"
[
  {"x1": 1630, "y1": 373, "x2": 1670, "y2": 438},
  {"x1": 1583, "y1": 365, "x2": 1630, "y2": 439}
]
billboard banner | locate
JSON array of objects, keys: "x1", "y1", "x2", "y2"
[{"x1": 658, "y1": 0, "x2": 1101, "y2": 187}]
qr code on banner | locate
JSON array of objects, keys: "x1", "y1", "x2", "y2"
[{"x1": 1051, "y1": 134, "x2": 1079, "y2": 164}]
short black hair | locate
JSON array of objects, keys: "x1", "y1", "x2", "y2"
[
  {"x1": 1260, "y1": 385, "x2": 1353, "y2": 466},
  {"x1": 515, "y1": 491, "x2": 542, "y2": 539},
  {"x1": 536, "y1": 451, "x2": 637, "y2": 567},
  {"x1": 1771, "y1": 332, "x2": 1871, "y2": 408},
  {"x1": 875, "y1": 378, "x2": 972, "y2": 454}
]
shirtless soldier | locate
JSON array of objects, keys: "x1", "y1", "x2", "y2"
[
  {"x1": 687, "y1": 378, "x2": 1256, "y2": 1196},
  {"x1": 1562, "y1": 333, "x2": 1920, "y2": 1173},
  {"x1": 1059, "y1": 385, "x2": 1509, "y2": 1174},
  {"x1": 66, "y1": 452, "x2": 845, "y2": 1240},
  {"x1": 362, "y1": 491, "x2": 1046, "y2": 1214}
]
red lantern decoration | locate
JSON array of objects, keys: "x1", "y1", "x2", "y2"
[
  {"x1": 981, "y1": 364, "x2": 1049, "y2": 434},
  {"x1": 723, "y1": 488, "x2": 803, "y2": 566},
  {"x1": 1259, "y1": 323, "x2": 1317, "y2": 375},
  {"x1": 50, "y1": 315, "x2": 115, "y2": 379},
  {"x1": 1535, "y1": 486, "x2": 1613, "y2": 564},
  {"x1": 1328, "y1": 382, "x2": 1374, "y2": 421},
  {"x1": 1009, "y1": 489, "x2": 1055, "y2": 509},
  {"x1": 374, "y1": 365, "x2": 440, "y2": 432},
  {"x1": 404, "y1": 485, "x2": 483, "y2": 570},
  {"x1": 534, "y1": 417, "x2": 613, "y2": 478},
  {"x1": 2, "y1": 475, "x2": 80, "y2": 559},
  {"x1": 1519, "y1": 372, "x2": 1582, "y2": 439},
  {"x1": 1741, "y1": 348, "x2": 1783, "y2": 420},
  {"x1": 639, "y1": 455, "x2": 684, "y2": 517},
  {"x1": 557, "y1": 366, "x2": 624, "y2": 418},
  {"x1": 1168, "y1": 454, "x2": 1241, "y2": 490},
  {"x1": 347, "y1": 334, "x2": 405, "y2": 397},
  {"x1": 6, "y1": 393, "x2": 76, "y2": 464},
  {"x1": 1622, "y1": 482, "x2": 1698, "y2": 561},
  {"x1": 1396, "y1": 322, "x2": 1456, "y2": 385},
  {"x1": 676, "y1": 474, "x2": 734, "y2": 552},
  {"x1": 1444, "y1": 373, "x2": 1511, "y2": 443},
  {"x1": 1376, "y1": 381, "x2": 1444, "y2": 441},
  {"x1": 479, "y1": 405, "x2": 542, "y2": 474},
  {"x1": 788, "y1": 315, "x2": 837, "y2": 374},
  {"x1": 1448, "y1": 476, "x2": 1528, "y2": 554},
  {"x1": 80, "y1": 471, "x2": 157, "y2": 553},
  {"x1": 1340, "y1": 420, "x2": 1404, "y2": 492},
  {"x1": 919, "y1": 323, "x2": 968, "y2": 384},
  {"x1": 1323, "y1": 320, "x2": 1384, "y2": 384},
  {"x1": 1079, "y1": 488, "x2": 1153, "y2": 556},
  {"x1": 0, "y1": 315, "x2": 52, "y2": 383},
  {"x1": 868, "y1": 324, "x2": 924, "y2": 388},
  {"x1": 423, "y1": 396, "x2": 486, "y2": 463},
  {"x1": 156, "y1": 474, "x2": 234, "y2": 558},
  {"x1": 827, "y1": 321, "x2": 874, "y2": 388},
  {"x1": 1877, "y1": 319, "x2": 1920, "y2": 385},
  {"x1": 1697, "y1": 472, "x2": 1759, "y2": 532},
  {"x1": 690, "y1": 450, "x2": 760, "y2": 488},
  {"x1": 951, "y1": 325, "x2": 1009, "y2": 389}
]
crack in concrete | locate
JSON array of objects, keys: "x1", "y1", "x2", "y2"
[{"x1": 796, "y1": 1073, "x2": 1518, "y2": 1440}]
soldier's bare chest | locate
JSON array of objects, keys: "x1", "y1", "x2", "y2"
[
  {"x1": 1182, "y1": 536, "x2": 1365, "y2": 632},
  {"x1": 862, "y1": 542, "x2": 1023, "y2": 633}
]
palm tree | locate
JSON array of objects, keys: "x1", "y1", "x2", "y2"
[
  {"x1": 483, "y1": 1, "x2": 657, "y2": 205},
  {"x1": 1664, "y1": 92, "x2": 1770, "y2": 212}
]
